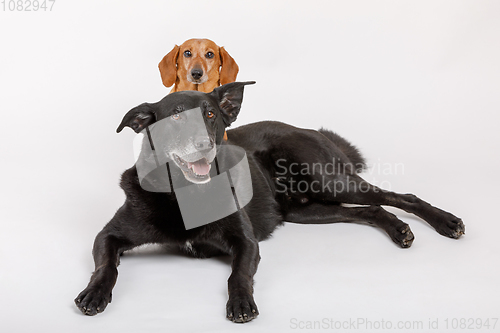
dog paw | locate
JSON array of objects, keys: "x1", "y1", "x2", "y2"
[
  {"x1": 390, "y1": 224, "x2": 415, "y2": 248},
  {"x1": 74, "y1": 287, "x2": 112, "y2": 316},
  {"x1": 434, "y1": 215, "x2": 465, "y2": 239},
  {"x1": 226, "y1": 295, "x2": 259, "y2": 323}
]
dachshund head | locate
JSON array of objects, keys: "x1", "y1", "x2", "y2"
[{"x1": 159, "y1": 38, "x2": 239, "y2": 93}]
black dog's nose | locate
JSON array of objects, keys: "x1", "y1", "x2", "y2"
[
  {"x1": 191, "y1": 69, "x2": 203, "y2": 80},
  {"x1": 194, "y1": 137, "x2": 213, "y2": 151}
]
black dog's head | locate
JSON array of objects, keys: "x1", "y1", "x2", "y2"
[{"x1": 117, "y1": 81, "x2": 255, "y2": 184}]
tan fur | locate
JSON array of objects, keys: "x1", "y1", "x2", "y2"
[{"x1": 159, "y1": 38, "x2": 239, "y2": 94}]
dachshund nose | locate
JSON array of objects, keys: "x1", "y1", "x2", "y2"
[
  {"x1": 191, "y1": 69, "x2": 203, "y2": 80},
  {"x1": 194, "y1": 137, "x2": 213, "y2": 151}
]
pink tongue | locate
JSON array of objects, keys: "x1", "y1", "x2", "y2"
[{"x1": 188, "y1": 159, "x2": 210, "y2": 175}]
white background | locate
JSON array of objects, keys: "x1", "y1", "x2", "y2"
[{"x1": 1, "y1": 1, "x2": 499, "y2": 332}]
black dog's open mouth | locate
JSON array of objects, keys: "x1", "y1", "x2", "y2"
[{"x1": 173, "y1": 154, "x2": 212, "y2": 184}]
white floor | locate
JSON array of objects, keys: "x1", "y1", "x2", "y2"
[{"x1": 1, "y1": 188, "x2": 498, "y2": 333}]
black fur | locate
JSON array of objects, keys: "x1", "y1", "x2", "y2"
[
  {"x1": 318, "y1": 127, "x2": 366, "y2": 172},
  {"x1": 75, "y1": 81, "x2": 464, "y2": 323}
]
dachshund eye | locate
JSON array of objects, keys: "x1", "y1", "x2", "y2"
[
  {"x1": 206, "y1": 111, "x2": 215, "y2": 119},
  {"x1": 183, "y1": 50, "x2": 192, "y2": 58},
  {"x1": 171, "y1": 114, "x2": 181, "y2": 120},
  {"x1": 205, "y1": 52, "x2": 214, "y2": 59}
]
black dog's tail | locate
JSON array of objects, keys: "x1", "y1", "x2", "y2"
[{"x1": 318, "y1": 128, "x2": 366, "y2": 173}]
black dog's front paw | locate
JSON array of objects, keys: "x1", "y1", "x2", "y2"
[
  {"x1": 226, "y1": 295, "x2": 259, "y2": 323},
  {"x1": 433, "y1": 214, "x2": 465, "y2": 239},
  {"x1": 74, "y1": 286, "x2": 112, "y2": 316}
]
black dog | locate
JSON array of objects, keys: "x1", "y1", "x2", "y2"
[{"x1": 75, "y1": 81, "x2": 465, "y2": 323}]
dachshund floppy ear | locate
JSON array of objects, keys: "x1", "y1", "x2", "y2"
[
  {"x1": 158, "y1": 45, "x2": 180, "y2": 88},
  {"x1": 219, "y1": 46, "x2": 239, "y2": 86},
  {"x1": 116, "y1": 103, "x2": 156, "y2": 133},
  {"x1": 210, "y1": 81, "x2": 255, "y2": 126}
]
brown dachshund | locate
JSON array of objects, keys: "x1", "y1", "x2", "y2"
[{"x1": 159, "y1": 38, "x2": 239, "y2": 94}]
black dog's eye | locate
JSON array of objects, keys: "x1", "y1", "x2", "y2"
[
  {"x1": 171, "y1": 114, "x2": 181, "y2": 120},
  {"x1": 183, "y1": 50, "x2": 192, "y2": 58},
  {"x1": 206, "y1": 111, "x2": 215, "y2": 119},
  {"x1": 205, "y1": 52, "x2": 214, "y2": 59}
]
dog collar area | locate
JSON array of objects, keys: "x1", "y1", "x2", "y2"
[{"x1": 133, "y1": 107, "x2": 253, "y2": 230}]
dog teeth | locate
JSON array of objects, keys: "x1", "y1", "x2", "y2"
[{"x1": 188, "y1": 164, "x2": 198, "y2": 175}]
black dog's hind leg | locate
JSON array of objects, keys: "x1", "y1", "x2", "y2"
[
  {"x1": 75, "y1": 215, "x2": 135, "y2": 315},
  {"x1": 224, "y1": 211, "x2": 261, "y2": 323},
  {"x1": 308, "y1": 174, "x2": 465, "y2": 239},
  {"x1": 285, "y1": 203, "x2": 415, "y2": 248}
]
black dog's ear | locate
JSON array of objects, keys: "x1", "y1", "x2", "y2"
[
  {"x1": 116, "y1": 103, "x2": 156, "y2": 133},
  {"x1": 210, "y1": 81, "x2": 255, "y2": 126}
]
